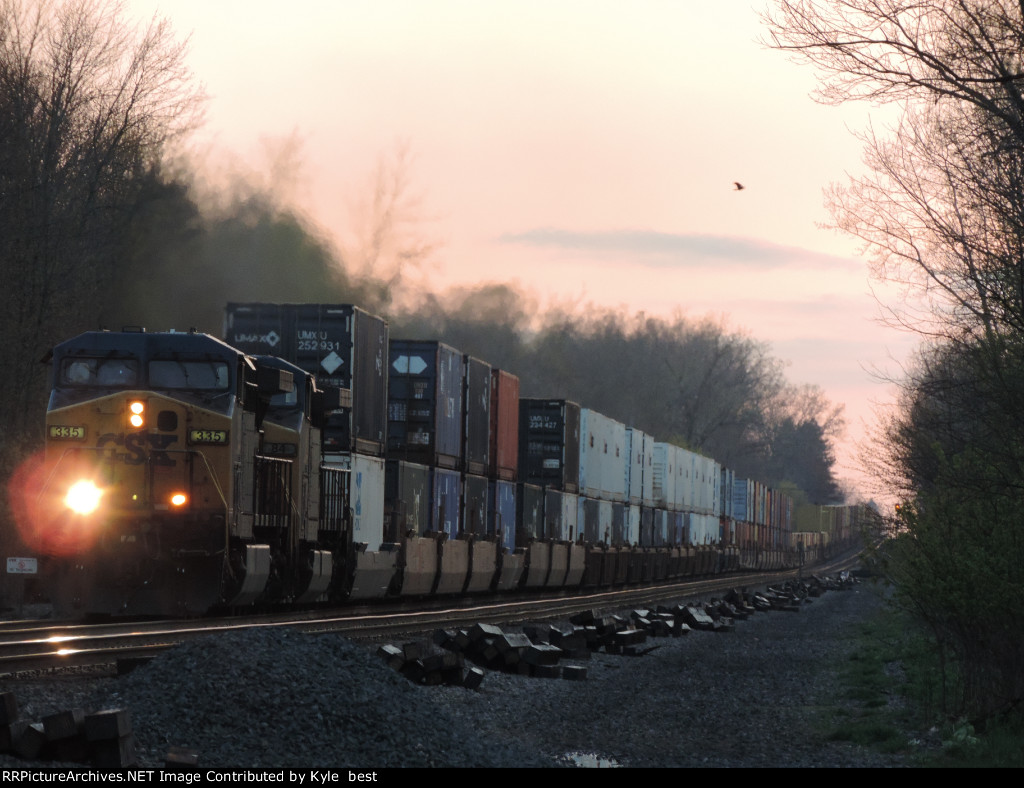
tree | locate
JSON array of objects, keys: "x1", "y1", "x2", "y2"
[
  {"x1": 337, "y1": 143, "x2": 440, "y2": 312},
  {"x1": 758, "y1": 384, "x2": 846, "y2": 503},
  {"x1": 389, "y1": 294, "x2": 844, "y2": 493},
  {"x1": 765, "y1": 0, "x2": 1024, "y2": 720},
  {"x1": 764, "y1": 1, "x2": 1024, "y2": 341},
  {"x1": 0, "y1": 0, "x2": 203, "y2": 556}
]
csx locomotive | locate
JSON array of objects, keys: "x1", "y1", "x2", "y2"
[{"x1": 27, "y1": 304, "x2": 862, "y2": 617}]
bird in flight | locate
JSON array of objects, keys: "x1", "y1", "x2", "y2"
[{"x1": 733, "y1": 182, "x2": 745, "y2": 191}]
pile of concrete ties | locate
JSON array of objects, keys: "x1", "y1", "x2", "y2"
[
  {"x1": 0, "y1": 691, "x2": 138, "y2": 768},
  {"x1": 377, "y1": 575, "x2": 857, "y2": 689}
]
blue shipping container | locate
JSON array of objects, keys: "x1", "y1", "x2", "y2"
[
  {"x1": 431, "y1": 467, "x2": 462, "y2": 539},
  {"x1": 489, "y1": 480, "x2": 517, "y2": 552}
]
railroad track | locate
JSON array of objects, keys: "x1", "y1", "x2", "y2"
[{"x1": 0, "y1": 556, "x2": 862, "y2": 677}]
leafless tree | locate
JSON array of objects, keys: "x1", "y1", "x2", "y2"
[
  {"x1": 0, "y1": 0, "x2": 202, "y2": 466},
  {"x1": 765, "y1": 0, "x2": 1024, "y2": 719},
  {"x1": 764, "y1": 2, "x2": 1024, "y2": 338},
  {"x1": 338, "y1": 142, "x2": 441, "y2": 311}
]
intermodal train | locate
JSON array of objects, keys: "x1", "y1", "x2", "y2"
[{"x1": 28, "y1": 302, "x2": 867, "y2": 617}]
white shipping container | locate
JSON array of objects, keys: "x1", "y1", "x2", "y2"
[
  {"x1": 678, "y1": 448, "x2": 696, "y2": 512},
  {"x1": 640, "y1": 433, "x2": 655, "y2": 506},
  {"x1": 652, "y1": 442, "x2": 675, "y2": 509},
  {"x1": 341, "y1": 453, "x2": 386, "y2": 548},
  {"x1": 578, "y1": 409, "x2": 604, "y2": 500},
  {"x1": 696, "y1": 455, "x2": 714, "y2": 515},
  {"x1": 562, "y1": 492, "x2": 579, "y2": 542},
  {"x1": 692, "y1": 511, "x2": 716, "y2": 544},
  {"x1": 711, "y1": 461, "x2": 722, "y2": 517},
  {"x1": 580, "y1": 409, "x2": 627, "y2": 502},
  {"x1": 673, "y1": 448, "x2": 686, "y2": 512},
  {"x1": 624, "y1": 504, "x2": 640, "y2": 545},
  {"x1": 625, "y1": 428, "x2": 646, "y2": 505}
]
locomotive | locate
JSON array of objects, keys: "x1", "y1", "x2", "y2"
[{"x1": 30, "y1": 303, "x2": 863, "y2": 617}]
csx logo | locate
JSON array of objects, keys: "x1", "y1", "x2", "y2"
[{"x1": 97, "y1": 433, "x2": 178, "y2": 466}]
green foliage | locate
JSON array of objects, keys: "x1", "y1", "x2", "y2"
[
  {"x1": 943, "y1": 715, "x2": 1024, "y2": 767},
  {"x1": 768, "y1": 0, "x2": 1024, "y2": 726},
  {"x1": 882, "y1": 449, "x2": 1024, "y2": 721},
  {"x1": 819, "y1": 595, "x2": 1024, "y2": 765}
]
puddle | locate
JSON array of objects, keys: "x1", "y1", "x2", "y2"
[{"x1": 561, "y1": 751, "x2": 621, "y2": 768}]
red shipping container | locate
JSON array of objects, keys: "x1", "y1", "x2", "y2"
[{"x1": 489, "y1": 369, "x2": 519, "y2": 480}]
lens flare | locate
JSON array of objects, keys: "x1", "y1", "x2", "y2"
[
  {"x1": 65, "y1": 480, "x2": 102, "y2": 515},
  {"x1": 8, "y1": 451, "x2": 105, "y2": 556}
]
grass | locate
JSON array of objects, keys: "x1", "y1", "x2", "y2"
[{"x1": 827, "y1": 583, "x2": 1024, "y2": 767}]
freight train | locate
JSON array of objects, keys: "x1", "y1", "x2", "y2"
[{"x1": 28, "y1": 303, "x2": 866, "y2": 617}]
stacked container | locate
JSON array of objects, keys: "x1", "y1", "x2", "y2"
[
  {"x1": 224, "y1": 303, "x2": 387, "y2": 456},
  {"x1": 388, "y1": 340, "x2": 464, "y2": 469},
  {"x1": 224, "y1": 303, "x2": 391, "y2": 568},
  {"x1": 518, "y1": 399, "x2": 581, "y2": 493},
  {"x1": 578, "y1": 409, "x2": 627, "y2": 503},
  {"x1": 489, "y1": 370, "x2": 519, "y2": 481},
  {"x1": 462, "y1": 356, "x2": 491, "y2": 476}
]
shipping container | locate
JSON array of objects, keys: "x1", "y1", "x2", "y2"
[
  {"x1": 599, "y1": 500, "x2": 614, "y2": 546},
  {"x1": 731, "y1": 478, "x2": 752, "y2": 523},
  {"x1": 720, "y1": 467, "x2": 734, "y2": 520},
  {"x1": 518, "y1": 399, "x2": 581, "y2": 492},
  {"x1": 676, "y1": 448, "x2": 693, "y2": 512},
  {"x1": 544, "y1": 489, "x2": 568, "y2": 541},
  {"x1": 652, "y1": 443, "x2": 678, "y2": 510},
  {"x1": 224, "y1": 303, "x2": 388, "y2": 455},
  {"x1": 430, "y1": 467, "x2": 461, "y2": 538},
  {"x1": 562, "y1": 491, "x2": 579, "y2": 542},
  {"x1": 384, "y1": 460, "x2": 430, "y2": 541},
  {"x1": 327, "y1": 453, "x2": 385, "y2": 548},
  {"x1": 462, "y1": 356, "x2": 491, "y2": 476},
  {"x1": 579, "y1": 497, "x2": 600, "y2": 543},
  {"x1": 625, "y1": 428, "x2": 647, "y2": 506},
  {"x1": 671, "y1": 511, "x2": 686, "y2": 546},
  {"x1": 388, "y1": 340, "x2": 464, "y2": 469},
  {"x1": 516, "y1": 482, "x2": 545, "y2": 542},
  {"x1": 578, "y1": 409, "x2": 627, "y2": 502},
  {"x1": 633, "y1": 506, "x2": 649, "y2": 547},
  {"x1": 489, "y1": 480, "x2": 517, "y2": 551},
  {"x1": 489, "y1": 369, "x2": 519, "y2": 481},
  {"x1": 462, "y1": 473, "x2": 489, "y2": 536},
  {"x1": 643, "y1": 508, "x2": 663, "y2": 547}
]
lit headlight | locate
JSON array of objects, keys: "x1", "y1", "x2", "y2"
[
  {"x1": 65, "y1": 480, "x2": 102, "y2": 515},
  {"x1": 128, "y1": 400, "x2": 144, "y2": 428}
]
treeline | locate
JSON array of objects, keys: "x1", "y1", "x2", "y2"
[
  {"x1": 768, "y1": 0, "x2": 1024, "y2": 725},
  {"x1": 0, "y1": 0, "x2": 845, "y2": 563},
  {"x1": 392, "y1": 291, "x2": 844, "y2": 499}
]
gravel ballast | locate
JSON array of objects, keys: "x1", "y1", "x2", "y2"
[{"x1": 0, "y1": 583, "x2": 911, "y2": 768}]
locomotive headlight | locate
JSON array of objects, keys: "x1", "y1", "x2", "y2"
[
  {"x1": 128, "y1": 400, "x2": 145, "y2": 428},
  {"x1": 65, "y1": 480, "x2": 103, "y2": 515},
  {"x1": 169, "y1": 492, "x2": 188, "y2": 508}
]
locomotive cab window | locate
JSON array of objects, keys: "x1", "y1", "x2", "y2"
[
  {"x1": 149, "y1": 359, "x2": 230, "y2": 390},
  {"x1": 61, "y1": 358, "x2": 138, "y2": 387}
]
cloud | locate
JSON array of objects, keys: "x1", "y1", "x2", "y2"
[{"x1": 498, "y1": 227, "x2": 859, "y2": 271}]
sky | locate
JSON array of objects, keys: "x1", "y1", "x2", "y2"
[{"x1": 127, "y1": 0, "x2": 920, "y2": 501}]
